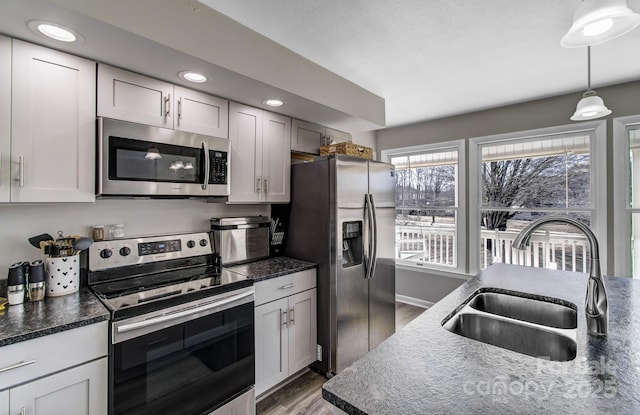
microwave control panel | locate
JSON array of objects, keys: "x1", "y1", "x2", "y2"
[{"x1": 210, "y1": 151, "x2": 228, "y2": 184}]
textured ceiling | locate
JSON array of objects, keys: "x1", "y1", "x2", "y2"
[{"x1": 199, "y1": 0, "x2": 640, "y2": 127}]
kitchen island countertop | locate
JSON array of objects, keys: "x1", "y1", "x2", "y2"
[
  {"x1": 223, "y1": 256, "x2": 317, "y2": 282},
  {"x1": 322, "y1": 263, "x2": 640, "y2": 414},
  {"x1": 0, "y1": 280, "x2": 108, "y2": 347}
]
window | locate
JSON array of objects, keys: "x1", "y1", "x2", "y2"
[
  {"x1": 383, "y1": 141, "x2": 465, "y2": 272},
  {"x1": 613, "y1": 116, "x2": 640, "y2": 278},
  {"x1": 470, "y1": 122, "x2": 606, "y2": 275}
]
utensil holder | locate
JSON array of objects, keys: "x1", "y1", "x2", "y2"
[{"x1": 45, "y1": 255, "x2": 80, "y2": 297}]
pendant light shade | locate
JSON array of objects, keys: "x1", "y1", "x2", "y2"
[
  {"x1": 570, "y1": 91, "x2": 612, "y2": 121},
  {"x1": 144, "y1": 146, "x2": 162, "y2": 160},
  {"x1": 570, "y1": 46, "x2": 611, "y2": 121},
  {"x1": 561, "y1": 0, "x2": 640, "y2": 48}
]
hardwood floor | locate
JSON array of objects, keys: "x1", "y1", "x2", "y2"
[{"x1": 256, "y1": 301, "x2": 427, "y2": 415}]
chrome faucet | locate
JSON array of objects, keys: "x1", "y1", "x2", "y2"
[{"x1": 512, "y1": 216, "x2": 608, "y2": 337}]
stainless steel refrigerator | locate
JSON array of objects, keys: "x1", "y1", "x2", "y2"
[{"x1": 286, "y1": 155, "x2": 396, "y2": 375}]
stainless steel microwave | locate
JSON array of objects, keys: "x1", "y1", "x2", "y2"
[{"x1": 97, "y1": 117, "x2": 230, "y2": 197}]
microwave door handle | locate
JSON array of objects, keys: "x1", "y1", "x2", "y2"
[{"x1": 201, "y1": 141, "x2": 210, "y2": 191}]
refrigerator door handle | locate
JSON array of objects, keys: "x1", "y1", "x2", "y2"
[
  {"x1": 369, "y1": 193, "x2": 378, "y2": 279},
  {"x1": 363, "y1": 193, "x2": 371, "y2": 279},
  {"x1": 364, "y1": 193, "x2": 376, "y2": 279}
]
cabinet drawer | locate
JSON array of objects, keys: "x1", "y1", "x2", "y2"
[
  {"x1": 0, "y1": 321, "x2": 107, "y2": 390},
  {"x1": 254, "y1": 269, "x2": 316, "y2": 306}
]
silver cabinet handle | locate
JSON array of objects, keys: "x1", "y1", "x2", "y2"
[
  {"x1": 290, "y1": 307, "x2": 295, "y2": 325},
  {"x1": 20, "y1": 407, "x2": 26, "y2": 415},
  {"x1": 178, "y1": 97, "x2": 182, "y2": 120},
  {"x1": 164, "y1": 93, "x2": 171, "y2": 118},
  {"x1": 280, "y1": 283, "x2": 296, "y2": 290},
  {"x1": 256, "y1": 176, "x2": 262, "y2": 193},
  {"x1": 18, "y1": 155, "x2": 24, "y2": 188},
  {"x1": 263, "y1": 177, "x2": 268, "y2": 194},
  {"x1": 282, "y1": 309, "x2": 288, "y2": 327},
  {"x1": 0, "y1": 359, "x2": 36, "y2": 374}
]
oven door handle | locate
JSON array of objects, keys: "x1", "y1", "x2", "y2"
[{"x1": 116, "y1": 290, "x2": 253, "y2": 334}]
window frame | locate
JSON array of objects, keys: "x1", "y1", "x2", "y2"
[
  {"x1": 468, "y1": 121, "x2": 607, "y2": 275},
  {"x1": 382, "y1": 139, "x2": 467, "y2": 275},
  {"x1": 613, "y1": 115, "x2": 640, "y2": 277}
]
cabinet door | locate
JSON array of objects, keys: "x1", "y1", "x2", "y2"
[
  {"x1": 10, "y1": 357, "x2": 107, "y2": 415},
  {"x1": 97, "y1": 64, "x2": 173, "y2": 128},
  {"x1": 228, "y1": 102, "x2": 262, "y2": 203},
  {"x1": 324, "y1": 127, "x2": 352, "y2": 145},
  {"x1": 0, "y1": 36, "x2": 10, "y2": 203},
  {"x1": 11, "y1": 40, "x2": 95, "y2": 202},
  {"x1": 174, "y1": 86, "x2": 228, "y2": 137},
  {"x1": 291, "y1": 119, "x2": 324, "y2": 155},
  {"x1": 0, "y1": 389, "x2": 7, "y2": 415},
  {"x1": 288, "y1": 288, "x2": 317, "y2": 374},
  {"x1": 262, "y1": 111, "x2": 291, "y2": 203},
  {"x1": 254, "y1": 297, "x2": 288, "y2": 396}
]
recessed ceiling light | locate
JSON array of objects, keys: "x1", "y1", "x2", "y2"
[
  {"x1": 178, "y1": 71, "x2": 207, "y2": 83},
  {"x1": 263, "y1": 99, "x2": 285, "y2": 107},
  {"x1": 28, "y1": 20, "x2": 83, "y2": 43}
]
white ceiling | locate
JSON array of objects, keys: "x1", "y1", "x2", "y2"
[
  {"x1": 200, "y1": 0, "x2": 640, "y2": 127},
  {"x1": 1, "y1": 1, "x2": 639, "y2": 131}
]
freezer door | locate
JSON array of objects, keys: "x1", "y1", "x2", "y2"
[
  {"x1": 334, "y1": 156, "x2": 369, "y2": 373},
  {"x1": 368, "y1": 161, "x2": 396, "y2": 350}
]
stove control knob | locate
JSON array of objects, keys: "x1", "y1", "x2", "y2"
[
  {"x1": 100, "y1": 248, "x2": 113, "y2": 259},
  {"x1": 199, "y1": 239, "x2": 208, "y2": 247},
  {"x1": 186, "y1": 240, "x2": 196, "y2": 249},
  {"x1": 119, "y1": 246, "x2": 131, "y2": 257}
]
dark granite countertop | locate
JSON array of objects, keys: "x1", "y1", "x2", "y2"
[
  {"x1": 322, "y1": 264, "x2": 640, "y2": 414},
  {"x1": 0, "y1": 279, "x2": 109, "y2": 347},
  {"x1": 223, "y1": 256, "x2": 317, "y2": 282}
]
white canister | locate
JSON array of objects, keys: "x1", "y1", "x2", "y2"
[{"x1": 45, "y1": 255, "x2": 80, "y2": 297}]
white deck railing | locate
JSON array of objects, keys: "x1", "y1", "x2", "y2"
[{"x1": 396, "y1": 225, "x2": 590, "y2": 273}]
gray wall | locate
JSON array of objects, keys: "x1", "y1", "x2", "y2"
[
  {"x1": 379, "y1": 79, "x2": 640, "y2": 303},
  {"x1": 396, "y1": 268, "x2": 466, "y2": 305}
]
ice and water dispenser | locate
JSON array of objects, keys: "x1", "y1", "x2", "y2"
[{"x1": 342, "y1": 221, "x2": 363, "y2": 267}]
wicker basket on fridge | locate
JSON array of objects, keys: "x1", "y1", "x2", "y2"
[{"x1": 320, "y1": 142, "x2": 373, "y2": 160}]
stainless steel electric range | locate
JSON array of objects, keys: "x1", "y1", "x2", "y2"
[{"x1": 88, "y1": 232, "x2": 255, "y2": 415}]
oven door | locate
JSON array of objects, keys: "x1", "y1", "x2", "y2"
[
  {"x1": 98, "y1": 117, "x2": 229, "y2": 197},
  {"x1": 111, "y1": 287, "x2": 255, "y2": 415}
]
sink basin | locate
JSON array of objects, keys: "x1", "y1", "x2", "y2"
[
  {"x1": 442, "y1": 289, "x2": 578, "y2": 361},
  {"x1": 468, "y1": 291, "x2": 577, "y2": 329}
]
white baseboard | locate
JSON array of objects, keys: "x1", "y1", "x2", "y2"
[{"x1": 395, "y1": 294, "x2": 434, "y2": 309}]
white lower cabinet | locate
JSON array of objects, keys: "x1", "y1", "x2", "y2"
[
  {"x1": 0, "y1": 322, "x2": 108, "y2": 415},
  {"x1": 0, "y1": 390, "x2": 7, "y2": 415},
  {"x1": 9, "y1": 358, "x2": 107, "y2": 415},
  {"x1": 254, "y1": 270, "x2": 317, "y2": 396}
]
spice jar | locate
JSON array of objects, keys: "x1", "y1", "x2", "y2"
[
  {"x1": 7, "y1": 262, "x2": 26, "y2": 306},
  {"x1": 28, "y1": 260, "x2": 46, "y2": 302},
  {"x1": 92, "y1": 225, "x2": 105, "y2": 241}
]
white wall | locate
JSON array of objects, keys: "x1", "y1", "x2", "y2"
[{"x1": 0, "y1": 199, "x2": 268, "y2": 274}]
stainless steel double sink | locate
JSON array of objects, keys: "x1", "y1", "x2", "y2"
[{"x1": 442, "y1": 288, "x2": 578, "y2": 361}]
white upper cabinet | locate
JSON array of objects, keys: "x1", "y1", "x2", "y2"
[
  {"x1": 228, "y1": 102, "x2": 291, "y2": 203},
  {"x1": 174, "y1": 86, "x2": 228, "y2": 137},
  {"x1": 10, "y1": 39, "x2": 96, "y2": 203},
  {"x1": 291, "y1": 119, "x2": 324, "y2": 154},
  {"x1": 98, "y1": 64, "x2": 173, "y2": 129},
  {"x1": 0, "y1": 35, "x2": 11, "y2": 203},
  {"x1": 98, "y1": 64, "x2": 229, "y2": 137},
  {"x1": 291, "y1": 119, "x2": 352, "y2": 155}
]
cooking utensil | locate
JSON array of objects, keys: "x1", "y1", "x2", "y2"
[
  {"x1": 73, "y1": 237, "x2": 93, "y2": 255},
  {"x1": 28, "y1": 233, "x2": 54, "y2": 249}
]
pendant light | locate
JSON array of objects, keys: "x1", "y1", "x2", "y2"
[
  {"x1": 144, "y1": 146, "x2": 162, "y2": 160},
  {"x1": 570, "y1": 46, "x2": 611, "y2": 121},
  {"x1": 561, "y1": 0, "x2": 640, "y2": 48}
]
